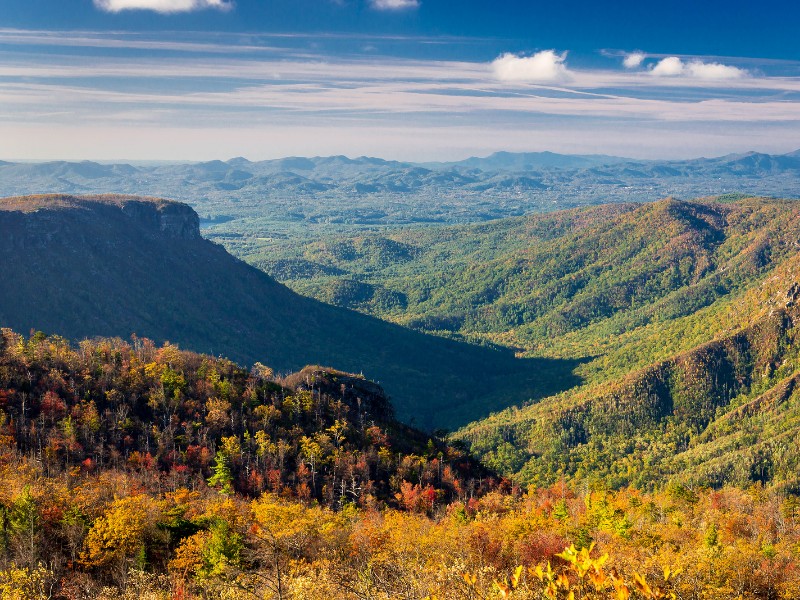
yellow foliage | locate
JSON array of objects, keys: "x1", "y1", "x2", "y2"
[
  {"x1": 169, "y1": 530, "x2": 210, "y2": 576},
  {"x1": 82, "y1": 494, "x2": 161, "y2": 567},
  {"x1": 251, "y1": 493, "x2": 338, "y2": 545},
  {"x1": 0, "y1": 566, "x2": 48, "y2": 600},
  {"x1": 206, "y1": 397, "x2": 232, "y2": 429},
  {"x1": 219, "y1": 435, "x2": 241, "y2": 458}
]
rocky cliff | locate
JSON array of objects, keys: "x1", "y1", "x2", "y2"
[{"x1": 0, "y1": 194, "x2": 200, "y2": 241}]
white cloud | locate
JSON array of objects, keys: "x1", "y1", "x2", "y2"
[
  {"x1": 369, "y1": 0, "x2": 420, "y2": 10},
  {"x1": 651, "y1": 56, "x2": 685, "y2": 76},
  {"x1": 492, "y1": 50, "x2": 570, "y2": 83},
  {"x1": 3, "y1": 29, "x2": 796, "y2": 161},
  {"x1": 623, "y1": 52, "x2": 645, "y2": 69},
  {"x1": 93, "y1": 0, "x2": 233, "y2": 14},
  {"x1": 686, "y1": 61, "x2": 748, "y2": 80},
  {"x1": 651, "y1": 56, "x2": 747, "y2": 80}
]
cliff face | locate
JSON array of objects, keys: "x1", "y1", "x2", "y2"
[
  {"x1": 0, "y1": 194, "x2": 201, "y2": 246},
  {"x1": 119, "y1": 199, "x2": 200, "y2": 240}
]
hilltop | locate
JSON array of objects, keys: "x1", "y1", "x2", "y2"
[{"x1": 0, "y1": 329, "x2": 493, "y2": 505}]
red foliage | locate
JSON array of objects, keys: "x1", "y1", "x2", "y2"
[
  {"x1": 40, "y1": 390, "x2": 67, "y2": 420},
  {"x1": 127, "y1": 451, "x2": 155, "y2": 471},
  {"x1": 517, "y1": 531, "x2": 570, "y2": 566},
  {"x1": 395, "y1": 481, "x2": 435, "y2": 513},
  {"x1": 247, "y1": 469, "x2": 265, "y2": 494},
  {"x1": 267, "y1": 468, "x2": 282, "y2": 491}
]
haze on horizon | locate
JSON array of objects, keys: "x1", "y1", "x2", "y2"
[{"x1": 2, "y1": 0, "x2": 800, "y2": 162}]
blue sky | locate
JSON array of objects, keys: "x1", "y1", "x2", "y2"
[{"x1": 2, "y1": 0, "x2": 800, "y2": 161}]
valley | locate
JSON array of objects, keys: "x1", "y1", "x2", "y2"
[
  {"x1": 222, "y1": 195, "x2": 800, "y2": 491},
  {"x1": 4, "y1": 191, "x2": 800, "y2": 494},
  {"x1": 0, "y1": 194, "x2": 582, "y2": 430},
  {"x1": 3, "y1": 166, "x2": 800, "y2": 599}
]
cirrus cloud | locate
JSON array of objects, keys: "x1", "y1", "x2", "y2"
[
  {"x1": 369, "y1": 0, "x2": 420, "y2": 10},
  {"x1": 93, "y1": 0, "x2": 233, "y2": 13},
  {"x1": 492, "y1": 50, "x2": 570, "y2": 83},
  {"x1": 651, "y1": 56, "x2": 748, "y2": 80}
]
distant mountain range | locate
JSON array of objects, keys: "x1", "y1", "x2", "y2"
[
  {"x1": 1, "y1": 150, "x2": 799, "y2": 227},
  {"x1": 427, "y1": 150, "x2": 632, "y2": 170}
]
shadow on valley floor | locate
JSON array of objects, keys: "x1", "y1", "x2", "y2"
[{"x1": 403, "y1": 350, "x2": 588, "y2": 431}]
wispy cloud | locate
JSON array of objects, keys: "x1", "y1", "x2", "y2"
[
  {"x1": 651, "y1": 56, "x2": 748, "y2": 79},
  {"x1": 492, "y1": 51, "x2": 570, "y2": 83},
  {"x1": 93, "y1": 0, "x2": 233, "y2": 14},
  {"x1": 369, "y1": 0, "x2": 420, "y2": 10},
  {"x1": 0, "y1": 29, "x2": 270, "y2": 53},
  {"x1": 1, "y1": 29, "x2": 798, "y2": 160}
]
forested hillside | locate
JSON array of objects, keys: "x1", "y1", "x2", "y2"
[
  {"x1": 444, "y1": 201, "x2": 800, "y2": 490},
  {"x1": 1, "y1": 330, "x2": 799, "y2": 599},
  {"x1": 230, "y1": 197, "x2": 800, "y2": 490},
  {"x1": 0, "y1": 329, "x2": 489, "y2": 508},
  {"x1": 5, "y1": 193, "x2": 800, "y2": 539},
  {"x1": 459, "y1": 296, "x2": 800, "y2": 490},
  {"x1": 240, "y1": 198, "x2": 800, "y2": 362},
  {"x1": 0, "y1": 194, "x2": 578, "y2": 429},
  {"x1": 0, "y1": 329, "x2": 492, "y2": 597},
  {"x1": 9, "y1": 194, "x2": 800, "y2": 491}
]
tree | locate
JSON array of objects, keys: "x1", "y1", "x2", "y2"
[{"x1": 82, "y1": 495, "x2": 162, "y2": 585}]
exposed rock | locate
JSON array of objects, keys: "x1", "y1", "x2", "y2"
[{"x1": 120, "y1": 199, "x2": 200, "y2": 240}]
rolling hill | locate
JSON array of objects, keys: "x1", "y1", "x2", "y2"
[{"x1": 6, "y1": 192, "x2": 800, "y2": 491}]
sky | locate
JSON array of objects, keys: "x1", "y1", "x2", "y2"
[{"x1": 1, "y1": 0, "x2": 800, "y2": 161}]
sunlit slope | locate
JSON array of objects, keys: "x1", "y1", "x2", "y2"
[
  {"x1": 248, "y1": 198, "x2": 800, "y2": 374},
  {"x1": 457, "y1": 248, "x2": 800, "y2": 490},
  {"x1": 237, "y1": 195, "x2": 800, "y2": 489}
]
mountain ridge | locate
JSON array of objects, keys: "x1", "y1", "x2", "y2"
[
  {"x1": 0, "y1": 194, "x2": 578, "y2": 430},
  {"x1": 231, "y1": 193, "x2": 800, "y2": 490}
]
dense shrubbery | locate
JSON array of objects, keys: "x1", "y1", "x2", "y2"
[
  {"x1": 0, "y1": 455, "x2": 797, "y2": 598},
  {"x1": 0, "y1": 331, "x2": 798, "y2": 598}
]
